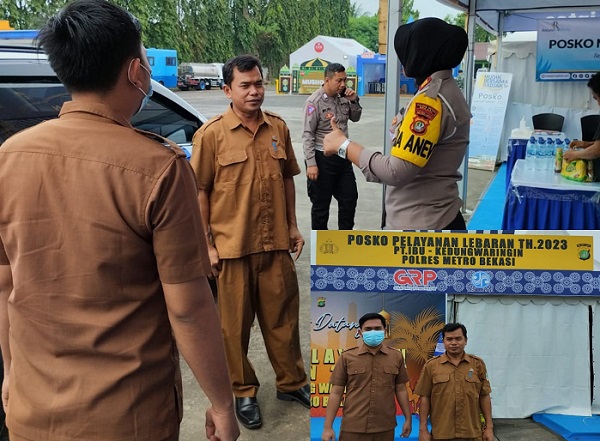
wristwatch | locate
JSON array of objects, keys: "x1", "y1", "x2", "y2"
[{"x1": 338, "y1": 139, "x2": 351, "y2": 159}]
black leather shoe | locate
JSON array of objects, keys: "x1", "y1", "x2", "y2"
[
  {"x1": 235, "y1": 396, "x2": 262, "y2": 429},
  {"x1": 276, "y1": 384, "x2": 310, "y2": 409}
]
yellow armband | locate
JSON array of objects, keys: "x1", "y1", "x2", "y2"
[{"x1": 390, "y1": 94, "x2": 443, "y2": 167}]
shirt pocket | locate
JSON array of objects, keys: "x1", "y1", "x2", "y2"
[
  {"x1": 464, "y1": 372, "x2": 482, "y2": 398},
  {"x1": 382, "y1": 365, "x2": 399, "y2": 387},
  {"x1": 267, "y1": 142, "x2": 288, "y2": 180},
  {"x1": 346, "y1": 365, "x2": 368, "y2": 389},
  {"x1": 340, "y1": 102, "x2": 350, "y2": 116},
  {"x1": 217, "y1": 149, "x2": 251, "y2": 186},
  {"x1": 431, "y1": 373, "x2": 450, "y2": 396}
]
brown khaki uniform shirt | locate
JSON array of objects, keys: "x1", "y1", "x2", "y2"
[
  {"x1": 414, "y1": 353, "x2": 492, "y2": 440},
  {"x1": 329, "y1": 344, "x2": 410, "y2": 433},
  {"x1": 302, "y1": 86, "x2": 362, "y2": 166},
  {"x1": 0, "y1": 101, "x2": 211, "y2": 441},
  {"x1": 190, "y1": 105, "x2": 301, "y2": 258}
]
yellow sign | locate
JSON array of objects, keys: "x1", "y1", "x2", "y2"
[{"x1": 315, "y1": 231, "x2": 593, "y2": 270}]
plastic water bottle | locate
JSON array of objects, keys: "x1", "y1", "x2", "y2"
[
  {"x1": 526, "y1": 136, "x2": 537, "y2": 169},
  {"x1": 546, "y1": 137, "x2": 555, "y2": 170},
  {"x1": 536, "y1": 137, "x2": 546, "y2": 170}
]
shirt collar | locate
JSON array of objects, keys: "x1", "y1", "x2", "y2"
[
  {"x1": 222, "y1": 104, "x2": 273, "y2": 131},
  {"x1": 58, "y1": 101, "x2": 133, "y2": 128},
  {"x1": 439, "y1": 352, "x2": 471, "y2": 364},
  {"x1": 431, "y1": 69, "x2": 453, "y2": 80},
  {"x1": 357, "y1": 343, "x2": 390, "y2": 355}
]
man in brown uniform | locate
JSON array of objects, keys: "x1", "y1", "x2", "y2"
[
  {"x1": 0, "y1": 1, "x2": 239, "y2": 440},
  {"x1": 415, "y1": 323, "x2": 494, "y2": 441},
  {"x1": 190, "y1": 54, "x2": 309, "y2": 430},
  {"x1": 323, "y1": 312, "x2": 412, "y2": 441}
]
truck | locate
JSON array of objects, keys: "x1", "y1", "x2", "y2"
[
  {"x1": 178, "y1": 63, "x2": 223, "y2": 90},
  {"x1": 146, "y1": 48, "x2": 177, "y2": 89}
]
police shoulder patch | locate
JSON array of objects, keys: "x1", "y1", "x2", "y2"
[{"x1": 389, "y1": 93, "x2": 443, "y2": 168}]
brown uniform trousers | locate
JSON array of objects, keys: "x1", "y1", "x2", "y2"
[{"x1": 218, "y1": 250, "x2": 307, "y2": 397}]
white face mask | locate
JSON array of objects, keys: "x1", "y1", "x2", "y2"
[{"x1": 128, "y1": 59, "x2": 153, "y2": 114}]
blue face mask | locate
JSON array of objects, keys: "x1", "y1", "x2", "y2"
[
  {"x1": 129, "y1": 60, "x2": 154, "y2": 115},
  {"x1": 362, "y1": 330, "x2": 385, "y2": 347},
  {"x1": 136, "y1": 64, "x2": 153, "y2": 113}
]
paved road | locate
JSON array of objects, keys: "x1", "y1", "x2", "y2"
[{"x1": 175, "y1": 88, "x2": 563, "y2": 441}]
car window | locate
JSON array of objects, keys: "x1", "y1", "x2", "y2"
[
  {"x1": 131, "y1": 93, "x2": 200, "y2": 151},
  {"x1": 0, "y1": 83, "x2": 68, "y2": 143},
  {"x1": 0, "y1": 81, "x2": 201, "y2": 153}
]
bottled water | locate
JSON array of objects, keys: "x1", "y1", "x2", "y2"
[
  {"x1": 546, "y1": 137, "x2": 555, "y2": 170},
  {"x1": 536, "y1": 137, "x2": 546, "y2": 170},
  {"x1": 526, "y1": 136, "x2": 537, "y2": 169}
]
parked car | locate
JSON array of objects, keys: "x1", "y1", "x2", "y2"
[{"x1": 0, "y1": 45, "x2": 206, "y2": 159}]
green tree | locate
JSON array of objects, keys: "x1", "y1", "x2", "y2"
[
  {"x1": 446, "y1": 12, "x2": 493, "y2": 42},
  {"x1": 348, "y1": 14, "x2": 378, "y2": 52},
  {"x1": 347, "y1": 0, "x2": 419, "y2": 53},
  {"x1": 0, "y1": 0, "x2": 64, "y2": 30}
]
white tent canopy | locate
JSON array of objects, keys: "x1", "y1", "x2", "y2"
[
  {"x1": 436, "y1": 0, "x2": 599, "y2": 33},
  {"x1": 289, "y1": 36, "x2": 369, "y2": 70}
]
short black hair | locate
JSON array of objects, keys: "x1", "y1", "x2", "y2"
[
  {"x1": 359, "y1": 312, "x2": 386, "y2": 329},
  {"x1": 588, "y1": 72, "x2": 600, "y2": 96},
  {"x1": 441, "y1": 322, "x2": 467, "y2": 339},
  {"x1": 325, "y1": 63, "x2": 345, "y2": 78},
  {"x1": 222, "y1": 54, "x2": 263, "y2": 87},
  {"x1": 37, "y1": 0, "x2": 142, "y2": 93}
]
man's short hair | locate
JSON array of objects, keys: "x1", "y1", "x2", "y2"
[
  {"x1": 359, "y1": 312, "x2": 386, "y2": 329},
  {"x1": 588, "y1": 72, "x2": 600, "y2": 96},
  {"x1": 37, "y1": 0, "x2": 142, "y2": 93},
  {"x1": 441, "y1": 322, "x2": 467, "y2": 339},
  {"x1": 222, "y1": 55, "x2": 263, "y2": 87},
  {"x1": 325, "y1": 63, "x2": 346, "y2": 78}
]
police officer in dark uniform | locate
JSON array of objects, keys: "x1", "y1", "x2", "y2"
[{"x1": 302, "y1": 63, "x2": 362, "y2": 230}]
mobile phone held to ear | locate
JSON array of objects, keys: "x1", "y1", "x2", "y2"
[{"x1": 339, "y1": 87, "x2": 346, "y2": 98}]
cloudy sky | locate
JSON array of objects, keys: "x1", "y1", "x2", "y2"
[{"x1": 354, "y1": 0, "x2": 460, "y2": 19}]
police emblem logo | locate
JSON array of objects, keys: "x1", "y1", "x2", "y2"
[
  {"x1": 410, "y1": 118, "x2": 428, "y2": 135},
  {"x1": 325, "y1": 112, "x2": 334, "y2": 120},
  {"x1": 307, "y1": 104, "x2": 316, "y2": 116}
]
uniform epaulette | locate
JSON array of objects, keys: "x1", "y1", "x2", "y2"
[
  {"x1": 202, "y1": 114, "x2": 224, "y2": 129},
  {"x1": 263, "y1": 109, "x2": 285, "y2": 121},
  {"x1": 468, "y1": 353, "x2": 482, "y2": 361},
  {"x1": 424, "y1": 355, "x2": 442, "y2": 364},
  {"x1": 341, "y1": 346, "x2": 359, "y2": 354},
  {"x1": 134, "y1": 129, "x2": 185, "y2": 156}
]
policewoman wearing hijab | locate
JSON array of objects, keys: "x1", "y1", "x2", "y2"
[{"x1": 323, "y1": 18, "x2": 470, "y2": 230}]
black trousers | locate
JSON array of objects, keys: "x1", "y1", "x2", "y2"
[{"x1": 307, "y1": 150, "x2": 358, "y2": 230}]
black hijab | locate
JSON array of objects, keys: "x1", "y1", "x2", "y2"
[{"x1": 394, "y1": 17, "x2": 468, "y2": 85}]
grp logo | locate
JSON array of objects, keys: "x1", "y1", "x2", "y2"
[
  {"x1": 393, "y1": 269, "x2": 437, "y2": 287},
  {"x1": 471, "y1": 271, "x2": 491, "y2": 289}
]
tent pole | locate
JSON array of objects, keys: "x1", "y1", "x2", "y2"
[
  {"x1": 497, "y1": 12, "x2": 504, "y2": 72},
  {"x1": 381, "y1": 0, "x2": 403, "y2": 227},
  {"x1": 461, "y1": 0, "x2": 477, "y2": 214}
]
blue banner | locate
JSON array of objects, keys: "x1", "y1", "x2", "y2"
[{"x1": 536, "y1": 18, "x2": 600, "y2": 82}]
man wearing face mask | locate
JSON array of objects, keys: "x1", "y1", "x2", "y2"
[
  {"x1": 322, "y1": 313, "x2": 412, "y2": 441},
  {"x1": 0, "y1": 1, "x2": 238, "y2": 440},
  {"x1": 302, "y1": 63, "x2": 362, "y2": 230}
]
